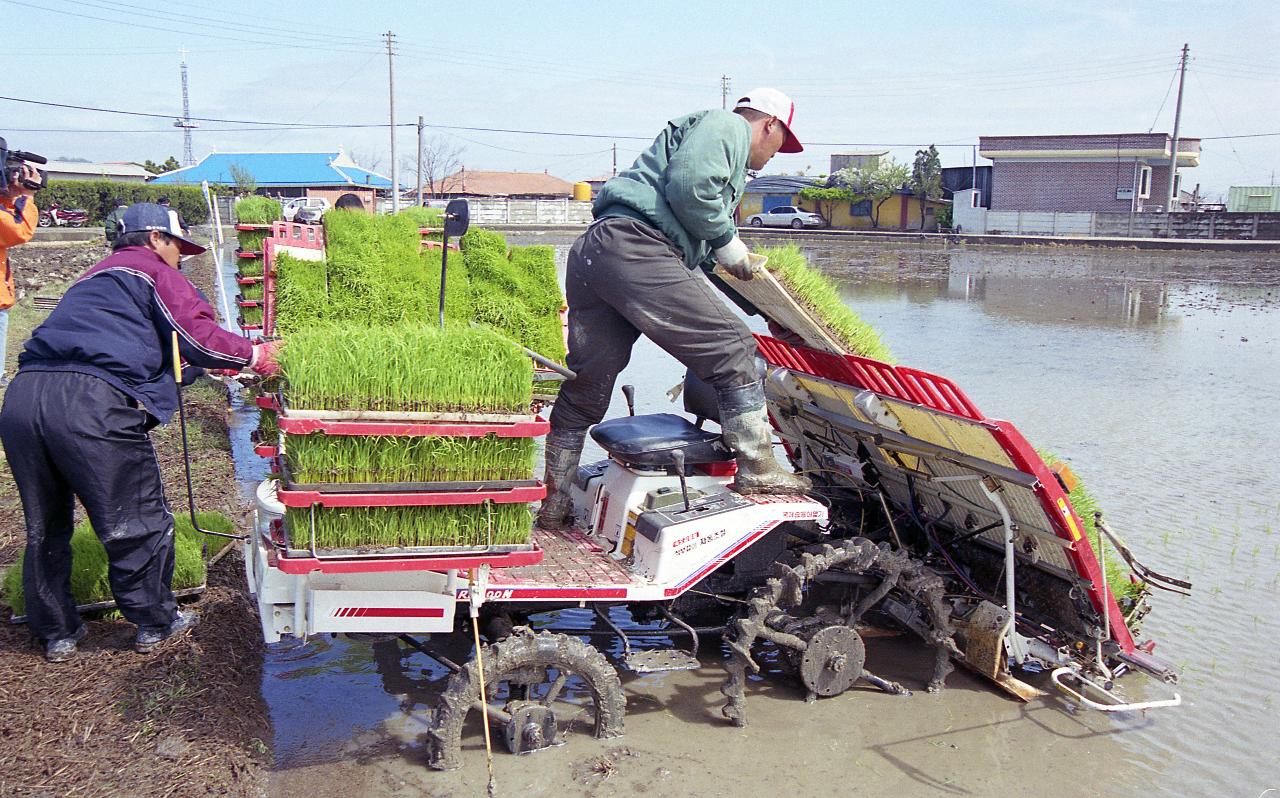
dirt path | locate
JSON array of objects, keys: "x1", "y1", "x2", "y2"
[{"x1": 0, "y1": 241, "x2": 271, "y2": 797}]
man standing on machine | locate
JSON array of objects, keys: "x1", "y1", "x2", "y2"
[
  {"x1": 538, "y1": 88, "x2": 810, "y2": 530},
  {"x1": 0, "y1": 203, "x2": 282, "y2": 662}
]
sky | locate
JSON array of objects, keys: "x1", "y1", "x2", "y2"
[{"x1": 3, "y1": 0, "x2": 1278, "y2": 199}]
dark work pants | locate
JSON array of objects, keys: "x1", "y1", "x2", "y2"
[
  {"x1": 0, "y1": 371, "x2": 177, "y2": 640},
  {"x1": 549, "y1": 218, "x2": 761, "y2": 432}
]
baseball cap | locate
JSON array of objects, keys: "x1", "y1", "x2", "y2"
[
  {"x1": 120, "y1": 203, "x2": 205, "y2": 256},
  {"x1": 734, "y1": 88, "x2": 803, "y2": 154}
]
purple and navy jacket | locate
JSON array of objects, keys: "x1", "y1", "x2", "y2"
[{"x1": 18, "y1": 246, "x2": 252, "y2": 422}]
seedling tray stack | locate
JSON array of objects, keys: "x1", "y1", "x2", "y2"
[
  {"x1": 235, "y1": 224, "x2": 271, "y2": 334},
  {"x1": 273, "y1": 323, "x2": 541, "y2": 558},
  {"x1": 274, "y1": 408, "x2": 545, "y2": 557}
]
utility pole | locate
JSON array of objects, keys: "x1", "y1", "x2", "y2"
[
  {"x1": 612, "y1": 143, "x2": 617, "y2": 176},
  {"x1": 173, "y1": 49, "x2": 198, "y2": 166},
  {"x1": 385, "y1": 31, "x2": 399, "y2": 213},
  {"x1": 720, "y1": 75, "x2": 731, "y2": 109},
  {"x1": 1166, "y1": 43, "x2": 1189, "y2": 211},
  {"x1": 416, "y1": 115, "x2": 425, "y2": 207}
]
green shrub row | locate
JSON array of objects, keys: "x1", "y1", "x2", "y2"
[{"x1": 34, "y1": 180, "x2": 211, "y2": 225}]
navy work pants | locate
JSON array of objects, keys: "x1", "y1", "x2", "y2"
[
  {"x1": 0, "y1": 370, "x2": 177, "y2": 640},
  {"x1": 549, "y1": 218, "x2": 760, "y2": 432}
]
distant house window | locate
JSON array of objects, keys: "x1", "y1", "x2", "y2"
[
  {"x1": 925, "y1": 207, "x2": 935, "y2": 216},
  {"x1": 1138, "y1": 165, "x2": 1152, "y2": 199},
  {"x1": 971, "y1": 192, "x2": 980, "y2": 208},
  {"x1": 850, "y1": 199, "x2": 872, "y2": 216}
]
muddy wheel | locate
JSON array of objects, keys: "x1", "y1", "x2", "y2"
[
  {"x1": 720, "y1": 539, "x2": 957, "y2": 726},
  {"x1": 428, "y1": 628, "x2": 625, "y2": 770}
]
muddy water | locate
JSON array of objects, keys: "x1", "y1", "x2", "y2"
[{"x1": 247, "y1": 238, "x2": 1280, "y2": 798}]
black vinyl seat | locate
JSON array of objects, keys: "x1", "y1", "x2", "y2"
[{"x1": 590, "y1": 413, "x2": 731, "y2": 469}]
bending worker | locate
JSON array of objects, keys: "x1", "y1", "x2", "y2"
[
  {"x1": 539, "y1": 88, "x2": 809, "y2": 530},
  {"x1": 0, "y1": 203, "x2": 282, "y2": 662}
]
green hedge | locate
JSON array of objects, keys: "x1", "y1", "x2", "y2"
[{"x1": 35, "y1": 180, "x2": 212, "y2": 225}]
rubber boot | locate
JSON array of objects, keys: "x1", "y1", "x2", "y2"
[
  {"x1": 536, "y1": 428, "x2": 586, "y2": 530},
  {"x1": 717, "y1": 382, "x2": 810, "y2": 495}
]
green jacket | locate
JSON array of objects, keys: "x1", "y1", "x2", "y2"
[
  {"x1": 594, "y1": 109, "x2": 750, "y2": 270},
  {"x1": 103, "y1": 206, "x2": 126, "y2": 242}
]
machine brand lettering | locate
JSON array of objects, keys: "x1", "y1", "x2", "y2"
[
  {"x1": 673, "y1": 527, "x2": 727, "y2": 556},
  {"x1": 455, "y1": 588, "x2": 515, "y2": 601}
]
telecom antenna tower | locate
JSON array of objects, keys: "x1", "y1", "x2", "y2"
[{"x1": 174, "y1": 50, "x2": 198, "y2": 166}]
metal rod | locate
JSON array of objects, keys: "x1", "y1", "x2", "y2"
[
  {"x1": 171, "y1": 331, "x2": 247, "y2": 542},
  {"x1": 438, "y1": 241, "x2": 448, "y2": 328},
  {"x1": 979, "y1": 475, "x2": 1026, "y2": 666}
]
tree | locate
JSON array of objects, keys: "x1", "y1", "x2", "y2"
[
  {"x1": 228, "y1": 162, "x2": 257, "y2": 195},
  {"x1": 910, "y1": 145, "x2": 942, "y2": 230},
  {"x1": 797, "y1": 186, "x2": 855, "y2": 227},
  {"x1": 837, "y1": 159, "x2": 910, "y2": 229},
  {"x1": 420, "y1": 134, "x2": 464, "y2": 198},
  {"x1": 142, "y1": 156, "x2": 181, "y2": 175}
]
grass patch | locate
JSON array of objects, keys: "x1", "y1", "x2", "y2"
[
  {"x1": 285, "y1": 433, "x2": 535, "y2": 484},
  {"x1": 278, "y1": 323, "x2": 532, "y2": 413},
  {"x1": 3, "y1": 512, "x2": 237, "y2": 614},
  {"x1": 235, "y1": 196, "x2": 281, "y2": 225},
  {"x1": 239, "y1": 281, "x2": 264, "y2": 301},
  {"x1": 272, "y1": 252, "x2": 328, "y2": 335},
  {"x1": 1038, "y1": 451, "x2": 1141, "y2": 603},
  {"x1": 757, "y1": 244, "x2": 893, "y2": 362},
  {"x1": 237, "y1": 258, "x2": 264, "y2": 278},
  {"x1": 285, "y1": 503, "x2": 532, "y2": 549}
]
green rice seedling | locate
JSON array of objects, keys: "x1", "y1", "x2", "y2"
[
  {"x1": 285, "y1": 503, "x2": 532, "y2": 549},
  {"x1": 256, "y1": 409, "x2": 278, "y2": 447},
  {"x1": 285, "y1": 433, "x2": 535, "y2": 484},
  {"x1": 239, "y1": 281, "x2": 264, "y2": 302},
  {"x1": 278, "y1": 322, "x2": 532, "y2": 413},
  {"x1": 397, "y1": 206, "x2": 445, "y2": 228},
  {"x1": 462, "y1": 231, "x2": 566, "y2": 362},
  {"x1": 237, "y1": 229, "x2": 270, "y2": 253},
  {"x1": 1038, "y1": 451, "x2": 1140, "y2": 603},
  {"x1": 756, "y1": 244, "x2": 894, "y2": 362},
  {"x1": 240, "y1": 305, "x2": 264, "y2": 326},
  {"x1": 235, "y1": 196, "x2": 282, "y2": 224},
  {"x1": 508, "y1": 245, "x2": 563, "y2": 315},
  {"x1": 272, "y1": 252, "x2": 330, "y2": 334},
  {"x1": 237, "y1": 259, "x2": 265, "y2": 278},
  {"x1": 3, "y1": 512, "x2": 236, "y2": 614}
]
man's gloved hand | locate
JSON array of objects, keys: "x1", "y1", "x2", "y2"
[
  {"x1": 713, "y1": 236, "x2": 756, "y2": 281},
  {"x1": 250, "y1": 339, "x2": 284, "y2": 377}
]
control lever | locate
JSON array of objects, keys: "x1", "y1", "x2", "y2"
[
  {"x1": 621, "y1": 384, "x2": 635, "y2": 416},
  {"x1": 671, "y1": 450, "x2": 691, "y2": 511}
]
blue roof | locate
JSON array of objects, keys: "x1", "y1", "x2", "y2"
[{"x1": 150, "y1": 152, "x2": 394, "y2": 188}]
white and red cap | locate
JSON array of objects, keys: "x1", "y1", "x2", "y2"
[{"x1": 734, "y1": 88, "x2": 803, "y2": 153}]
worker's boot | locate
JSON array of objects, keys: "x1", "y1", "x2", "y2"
[
  {"x1": 717, "y1": 382, "x2": 810, "y2": 495},
  {"x1": 536, "y1": 428, "x2": 586, "y2": 530}
]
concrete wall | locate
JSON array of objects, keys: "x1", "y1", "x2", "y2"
[
  {"x1": 465, "y1": 198, "x2": 593, "y2": 225},
  {"x1": 976, "y1": 210, "x2": 1280, "y2": 239}
]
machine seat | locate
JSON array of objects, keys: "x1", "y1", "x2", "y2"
[{"x1": 591, "y1": 413, "x2": 732, "y2": 469}]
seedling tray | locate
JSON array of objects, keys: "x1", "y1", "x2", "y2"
[
  {"x1": 236, "y1": 223, "x2": 272, "y2": 231},
  {"x1": 276, "y1": 414, "x2": 548, "y2": 438},
  {"x1": 256, "y1": 395, "x2": 279, "y2": 411},
  {"x1": 238, "y1": 298, "x2": 262, "y2": 308},
  {"x1": 276, "y1": 482, "x2": 546, "y2": 508},
  {"x1": 10, "y1": 585, "x2": 206, "y2": 624},
  {"x1": 282, "y1": 461, "x2": 539, "y2": 495},
  {"x1": 279, "y1": 406, "x2": 538, "y2": 424},
  {"x1": 237, "y1": 275, "x2": 264, "y2": 286},
  {"x1": 237, "y1": 250, "x2": 264, "y2": 259},
  {"x1": 271, "y1": 542, "x2": 542, "y2": 573}
]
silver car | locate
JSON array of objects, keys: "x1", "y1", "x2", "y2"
[{"x1": 744, "y1": 206, "x2": 825, "y2": 229}]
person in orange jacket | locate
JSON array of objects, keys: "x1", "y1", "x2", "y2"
[{"x1": 0, "y1": 162, "x2": 40, "y2": 387}]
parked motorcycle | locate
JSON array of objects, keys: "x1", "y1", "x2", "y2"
[{"x1": 38, "y1": 203, "x2": 89, "y2": 228}]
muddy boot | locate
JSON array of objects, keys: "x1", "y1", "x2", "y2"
[
  {"x1": 536, "y1": 428, "x2": 586, "y2": 530},
  {"x1": 717, "y1": 382, "x2": 810, "y2": 495}
]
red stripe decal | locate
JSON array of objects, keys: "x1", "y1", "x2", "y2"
[{"x1": 350, "y1": 607, "x2": 446, "y2": 618}]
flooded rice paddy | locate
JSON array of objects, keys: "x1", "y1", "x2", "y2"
[{"x1": 233, "y1": 237, "x2": 1280, "y2": 797}]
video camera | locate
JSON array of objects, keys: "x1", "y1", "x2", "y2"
[{"x1": 0, "y1": 136, "x2": 49, "y2": 193}]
